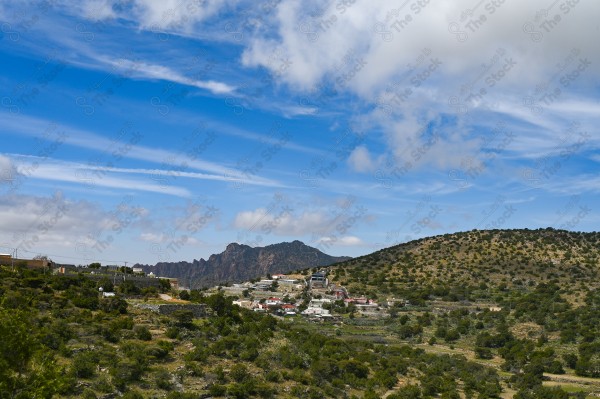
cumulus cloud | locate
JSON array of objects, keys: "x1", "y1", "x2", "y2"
[
  {"x1": 233, "y1": 198, "x2": 369, "y2": 237},
  {"x1": 233, "y1": 207, "x2": 328, "y2": 236},
  {"x1": 240, "y1": 0, "x2": 600, "y2": 170},
  {"x1": 0, "y1": 192, "x2": 110, "y2": 250},
  {"x1": 243, "y1": 0, "x2": 600, "y2": 92}
]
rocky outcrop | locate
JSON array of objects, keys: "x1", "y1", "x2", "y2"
[{"x1": 135, "y1": 241, "x2": 350, "y2": 289}]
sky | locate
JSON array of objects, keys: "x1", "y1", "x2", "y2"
[{"x1": 0, "y1": 0, "x2": 599, "y2": 266}]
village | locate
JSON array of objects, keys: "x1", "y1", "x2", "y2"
[
  {"x1": 213, "y1": 269, "x2": 394, "y2": 321},
  {"x1": 0, "y1": 253, "x2": 392, "y2": 319}
]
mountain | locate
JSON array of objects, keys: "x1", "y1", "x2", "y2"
[
  {"x1": 135, "y1": 240, "x2": 350, "y2": 288},
  {"x1": 326, "y1": 228, "x2": 600, "y2": 301}
]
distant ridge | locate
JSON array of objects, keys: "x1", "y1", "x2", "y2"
[{"x1": 135, "y1": 240, "x2": 351, "y2": 289}]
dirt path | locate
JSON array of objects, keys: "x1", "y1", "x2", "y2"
[{"x1": 159, "y1": 293, "x2": 188, "y2": 303}]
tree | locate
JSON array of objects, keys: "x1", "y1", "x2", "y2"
[
  {"x1": 159, "y1": 278, "x2": 172, "y2": 292},
  {"x1": 72, "y1": 351, "x2": 99, "y2": 378},
  {"x1": 171, "y1": 310, "x2": 194, "y2": 328},
  {"x1": 475, "y1": 347, "x2": 494, "y2": 360},
  {"x1": 99, "y1": 296, "x2": 128, "y2": 314},
  {"x1": 118, "y1": 280, "x2": 140, "y2": 295},
  {"x1": 230, "y1": 364, "x2": 249, "y2": 383},
  {"x1": 179, "y1": 290, "x2": 190, "y2": 300},
  {"x1": 134, "y1": 325, "x2": 152, "y2": 341},
  {"x1": 0, "y1": 308, "x2": 70, "y2": 397}
]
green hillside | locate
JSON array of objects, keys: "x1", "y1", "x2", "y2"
[
  {"x1": 0, "y1": 265, "x2": 506, "y2": 399},
  {"x1": 329, "y1": 228, "x2": 600, "y2": 304},
  {"x1": 1, "y1": 228, "x2": 599, "y2": 398}
]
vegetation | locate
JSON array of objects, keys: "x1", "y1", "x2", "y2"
[{"x1": 0, "y1": 228, "x2": 598, "y2": 398}]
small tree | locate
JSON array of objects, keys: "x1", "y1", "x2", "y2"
[{"x1": 179, "y1": 290, "x2": 190, "y2": 300}]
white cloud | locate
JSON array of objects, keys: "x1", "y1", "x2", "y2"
[
  {"x1": 0, "y1": 113, "x2": 282, "y2": 188},
  {"x1": 234, "y1": 197, "x2": 370, "y2": 238},
  {"x1": 139, "y1": 232, "x2": 201, "y2": 245},
  {"x1": 348, "y1": 146, "x2": 375, "y2": 172},
  {"x1": 0, "y1": 155, "x2": 17, "y2": 186},
  {"x1": 6, "y1": 153, "x2": 286, "y2": 196},
  {"x1": 233, "y1": 207, "x2": 328, "y2": 236},
  {"x1": 9, "y1": 155, "x2": 192, "y2": 197},
  {"x1": 109, "y1": 58, "x2": 235, "y2": 95},
  {"x1": 317, "y1": 235, "x2": 365, "y2": 246},
  {"x1": 130, "y1": 0, "x2": 236, "y2": 30},
  {"x1": 244, "y1": 0, "x2": 600, "y2": 92},
  {"x1": 0, "y1": 192, "x2": 112, "y2": 251},
  {"x1": 240, "y1": 0, "x2": 600, "y2": 170},
  {"x1": 51, "y1": 0, "x2": 236, "y2": 31},
  {"x1": 80, "y1": 0, "x2": 116, "y2": 20}
]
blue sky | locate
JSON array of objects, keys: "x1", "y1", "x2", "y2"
[{"x1": 0, "y1": 0, "x2": 598, "y2": 266}]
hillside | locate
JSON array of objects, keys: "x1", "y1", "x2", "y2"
[
  {"x1": 1, "y1": 229, "x2": 600, "y2": 398},
  {"x1": 0, "y1": 265, "x2": 510, "y2": 399},
  {"x1": 328, "y1": 228, "x2": 600, "y2": 303},
  {"x1": 136, "y1": 241, "x2": 350, "y2": 288}
]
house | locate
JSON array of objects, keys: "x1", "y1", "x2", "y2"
[
  {"x1": 272, "y1": 274, "x2": 286, "y2": 279},
  {"x1": 310, "y1": 270, "x2": 328, "y2": 288},
  {"x1": 132, "y1": 267, "x2": 144, "y2": 274},
  {"x1": 232, "y1": 300, "x2": 253, "y2": 309},
  {"x1": 0, "y1": 254, "x2": 54, "y2": 269},
  {"x1": 102, "y1": 292, "x2": 116, "y2": 298},
  {"x1": 280, "y1": 304, "x2": 297, "y2": 316},
  {"x1": 254, "y1": 279, "x2": 274, "y2": 290},
  {"x1": 253, "y1": 302, "x2": 269, "y2": 312},
  {"x1": 265, "y1": 297, "x2": 282, "y2": 306},
  {"x1": 56, "y1": 264, "x2": 77, "y2": 274},
  {"x1": 301, "y1": 307, "x2": 330, "y2": 316},
  {"x1": 332, "y1": 288, "x2": 347, "y2": 300}
]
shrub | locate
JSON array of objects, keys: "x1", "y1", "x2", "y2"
[
  {"x1": 209, "y1": 384, "x2": 227, "y2": 397},
  {"x1": 230, "y1": 364, "x2": 249, "y2": 383},
  {"x1": 155, "y1": 368, "x2": 174, "y2": 390},
  {"x1": 165, "y1": 326, "x2": 180, "y2": 339},
  {"x1": 133, "y1": 325, "x2": 152, "y2": 341},
  {"x1": 72, "y1": 351, "x2": 98, "y2": 378}
]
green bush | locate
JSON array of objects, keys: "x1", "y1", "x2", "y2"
[
  {"x1": 166, "y1": 326, "x2": 180, "y2": 339},
  {"x1": 134, "y1": 325, "x2": 152, "y2": 341},
  {"x1": 230, "y1": 364, "x2": 249, "y2": 383},
  {"x1": 72, "y1": 351, "x2": 99, "y2": 378},
  {"x1": 155, "y1": 368, "x2": 174, "y2": 390}
]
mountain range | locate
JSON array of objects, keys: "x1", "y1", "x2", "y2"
[{"x1": 135, "y1": 240, "x2": 350, "y2": 288}]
